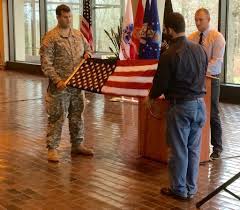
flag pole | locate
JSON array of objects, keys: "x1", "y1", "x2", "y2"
[{"x1": 110, "y1": 96, "x2": 139, "y2": 104}]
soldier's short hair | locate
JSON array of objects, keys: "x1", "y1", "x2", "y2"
[{"x1": 56, "y1": 4, "x2": 71, "y2": 16}]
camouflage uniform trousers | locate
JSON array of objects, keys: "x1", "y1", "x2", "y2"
[{"x1": 45, "y1": 86, "x2": 85, "y2": 149}]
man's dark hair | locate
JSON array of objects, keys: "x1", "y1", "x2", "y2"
[
  {"x1": 165, "y1": 12, "x2": 185, "y2": 33},
  {"x1": 56, "y1": 4, "x2": 71, "y2": 16}
]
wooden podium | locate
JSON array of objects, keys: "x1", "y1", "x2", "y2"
[{"x1": 138, "y1": 76, "x2": 212, "y2": 163}]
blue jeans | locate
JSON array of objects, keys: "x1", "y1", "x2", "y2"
[{"x1": 167, "y1": 98, "x2": 206, "y2": 197}]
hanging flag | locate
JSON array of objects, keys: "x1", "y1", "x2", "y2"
[
  {"x1": 139, "y1": 0, "x2": 161, "y2": 59},
  {"x1": 65, "y1": 58, "x2": 158, "y2": 97},
  {"x1": 119, "y1": 0, "x2": 134, "y2": 60},
  {"x1": 139, "y1": 0, "x2": 150, "y2": 59},
  {"x1": 164, "y1": 0, "x2": 173, "y2": 23},
  {"x1": 132, "y1": 0, "x2": 144, "y2": 59},
  {"x1": 161, "y1": 0, "x2": 173, "y2": 53},
  {"x1": 80, "y1": 0, "x2": 94, "y2": 50}
]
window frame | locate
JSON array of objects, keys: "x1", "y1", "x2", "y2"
[
  {"x1": 92, "y1": 0, "x2": 124, "y2": 55},
  {"x1": 221, "y1": 0, "x2": 240, "y2": 85},
  {"x1": 8, "y1": 0, "x2": 41, "y2": 63},
  {"x1": 45, "y1": 1, "x2": 82, "y2": 31},
  {"x1": 8, "y1": 0, "x2": 124, "y2": 61}
]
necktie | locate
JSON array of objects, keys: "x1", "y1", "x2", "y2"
[{"x1": 199, "y1": 32, "x2": 204, "y2": 45}]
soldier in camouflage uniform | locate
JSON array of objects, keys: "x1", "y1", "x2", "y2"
[{"x1": 40, "y1": 4, "x2": 94, "y2": 162}]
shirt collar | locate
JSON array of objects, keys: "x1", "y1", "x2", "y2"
[
  {"x1": 199, "y1": 27, "x2": 210, "y2": 37},
  {"x1": 56, "y1": 25, "x2": 76, "y2": 38}
]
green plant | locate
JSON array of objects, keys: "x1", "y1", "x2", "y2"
[{"x1": 104, "y1": 18, "x2": 123, "y2": 58}]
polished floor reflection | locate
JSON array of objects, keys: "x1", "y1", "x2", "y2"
[{"x1": 0, "y1": 70, "x2": 240, "y2": 210}]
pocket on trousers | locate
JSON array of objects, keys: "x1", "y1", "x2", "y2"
[
  {"x1": 198, "y1": 102, "x2": 206, "y2": 128},
  {"x1": 45, "y1": 93, "x2": 62, "y2": 119}
]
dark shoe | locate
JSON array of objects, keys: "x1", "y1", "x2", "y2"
[
  {"x1": 210, "y1": 151, "x2": 221, "y2": 160},
  {"x1": 71, "y1": 143, "x2": 94, "y2": 156},
  {"x1": 160, "y1": 188, "x2": 192, "y2": 201}
]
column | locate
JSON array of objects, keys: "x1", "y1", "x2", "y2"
[
  {"x1": 14, "y1": 0, "x2": 26, "y2": 61},
  {"x1": 0, "y1": 0, "x2": 5, "y2": 69}
]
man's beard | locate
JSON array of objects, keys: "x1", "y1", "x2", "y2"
[
  {"x1": 59, "y1": 21, "x2": 71, "y2": 29},
  {"x1": 162, "y1": 32, "x2": 173, "y2": 43}
]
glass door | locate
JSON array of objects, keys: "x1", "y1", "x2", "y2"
[{"x1": 14, "y1": 0, "x2": 40, "y2": 63}]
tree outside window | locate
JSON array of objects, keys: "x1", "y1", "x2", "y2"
[{"x1": 93, "y1": 0, "x2": 123, "y2": 55}]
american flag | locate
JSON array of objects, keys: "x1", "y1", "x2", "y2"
[
  {"x1": 65, "y1": 59, "x2": 158, "y2": 97},
  {"x1": 80, "y1": 0, "x2": 94, "y2": 50}
]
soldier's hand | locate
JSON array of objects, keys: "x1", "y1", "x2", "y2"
[
  {"x1": 83, "y1": 53, "x2": 91, "y2": 60},
  {"x1": 56, "y1": 80, "x2": 66, "y2": 91}
]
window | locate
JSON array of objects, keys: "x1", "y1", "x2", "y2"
[
  {"x1": 46, "y1": 0, "x2": 82, "y2": 30},
  {"x1": 13, "y1": 0, "x2": 40, "y2": 63},
  {"x1": 93, "y1": 0, "x2": 123, "y2": 53},
  {"x1": 172, "y1": 1, "x2": 219, "y2": 36},
  {"x1": 10, "y1": 0, "x2": 123, "y2": 63},
  {"x1": 226, "y1": 0, "x2": 240, "y2": 84}
]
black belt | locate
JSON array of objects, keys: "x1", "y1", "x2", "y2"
[
  {"x1": 170, "y1": 97, "x2": 203, "y2": 104},
  {"x1": 211, "y1": 74, "x2": 220, "y2": 77}
]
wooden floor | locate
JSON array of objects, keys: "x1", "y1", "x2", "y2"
[{"x1": 0, "y1": 70, "x2": 240, "y2": 210}]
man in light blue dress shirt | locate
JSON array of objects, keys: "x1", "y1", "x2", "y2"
[{"x1": 189, "y1": 8, "x2": 226, "y2": 160}]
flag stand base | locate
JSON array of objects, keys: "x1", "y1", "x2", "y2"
[
  {"x1": 109, "y1": 96, "x2": 138, "y2": 104},
  {"x1": 196, "y1": 171, "x2": 240, "y2": 208}
]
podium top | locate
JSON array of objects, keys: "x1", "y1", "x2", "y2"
[{"x1": 206, "y1": 73, "x2": 219, "y2": 80}]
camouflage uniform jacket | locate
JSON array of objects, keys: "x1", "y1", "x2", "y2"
[{"x1": 40, "y1": 25, "x2": 92, "y2": 84}]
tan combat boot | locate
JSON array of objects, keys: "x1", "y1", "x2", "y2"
[
  {"x1": 48, "y1": 149, "x2": 59, "y2": 162},
  {"x1": 71, "y1": 143, "x2": 94, "y2": 156}
]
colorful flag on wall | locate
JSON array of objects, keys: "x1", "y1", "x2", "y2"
[
  {"x1": 80, "y1": 0, "x2": 94, "y2": 50},
  {"x1": 139, "y1": 0, "x2": 161, "y2": 59},
  {"x1": 65, "y1": 58, "x2": 158, "y2": 97},
  {"x1": 119, "y1": 0, "x2": 134, "y2": 60},
  {"x1": 132, "y1": 0, "x2": 144, "y2": 59}
]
